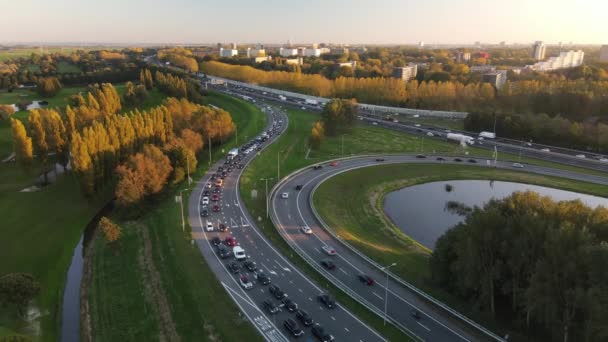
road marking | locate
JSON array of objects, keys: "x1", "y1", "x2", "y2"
[
  {"x1": 314, "y1": 248, "x2": 321, "y2": 254},
  {"x1": 417, "y1": 321, "x2": 431, "y2": 332},
  {"x1": 339, "y1": 268, "x2": 348, "y2": 275},
  {"x1": 298, "y1": 288, "x2": 303, "y2": 293},
  {"x1": 274, "y1": 260, "x2": 291, "y2": 273},
  {"x1": 241, "y1": 217, "x2": 250, "y2": 227},
  {"x1": 230, "y1": 218, "x2": 238, "y2": 228},
  {"x1": 372, "y1": 292, "x2": 384, "y2": 300},
  {"x1": 308, "y1": 297, "x2": 312, "y2": 301},
  {"x1": 331, "y1": 316, "x2": 336, "y2": 321},
  {"x1": 344, "y1": 327, "x2": 350, "y2": 332}
]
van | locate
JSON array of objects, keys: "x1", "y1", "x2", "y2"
[{"x1": 233, "y1": 246, "x2": 246, "y2": 260}]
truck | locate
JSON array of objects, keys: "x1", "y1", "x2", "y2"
[
  {"x1": 305, "y1": 99, "x2": 319, "y2": 105},
  {"x1": 479, "y1": 131, "x2": 496, "y2": 139},
  {"x1": 227, "y1": 148, "x2": 239, "y2": 160},
  {"x1": 447, "y1": 133, "x2": 475, "y2": 145},
  {"x1": 278, "y1": 95, "x2": 287, "y2": 101}
]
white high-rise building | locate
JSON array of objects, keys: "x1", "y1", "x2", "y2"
[
  {"x1": 527, "y1": 50, "x2": 584, "y2": 71},
  {"x1": 532, "y1": 41, "x2": 546, "y2": 60},
  {"x1": 600, "y1": 45, "x2": 608, "y2": 63},
  {"x1": 279, "y1": 47, "x2": 298, "y2": 57},
  {"x1": 219, "y1": 48, "x2": 238, "y2": 57}
]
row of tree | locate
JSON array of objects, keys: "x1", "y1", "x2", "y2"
[
  {"x1": 157, "y1": 48, "x2": 199, "y2": 73},
  {"x1": 154, "y1": 70, "x2": 188, "y2": 99},
  {"x1": 309, "y1": 99, "x2": 358, "y2": 149},
  {"x1": 431, "y1": 191, "x2": 608, "y2": 342}
]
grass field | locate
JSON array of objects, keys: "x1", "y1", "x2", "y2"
[
  {"x1": 0, "y1": 47, "x2": 118, "y2": 62},
  {"x1": 87, "y1": 91, "x2": 266, "y2": 341},
  {"x1": 313, "y1": 164, "x2": 608, "y2": 339},
  {"x1": 56, "y1": 61, "x2": 81, "y2": 73}
]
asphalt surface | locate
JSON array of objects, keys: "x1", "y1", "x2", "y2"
[
  {"x1": 270, "y1": 155, "x2": 608, "y2": 342},
  {"x1": 187, "y1": 103, "x2": 387, "y2": 342}
]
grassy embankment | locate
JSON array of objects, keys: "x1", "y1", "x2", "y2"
[
  {"x1": 313, "y1": 164, "x2": 608, "y2": 339},
  {"x1": 0, "y1": 86, "x2": 166, "y2": 341},
  {"x1": 87, "y1": 91, "x2": 266, "y2": 341}
]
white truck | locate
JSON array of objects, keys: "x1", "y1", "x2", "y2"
[
  {"x1": 227, "y1": 148, "x2": 239, "y2": 160},
  {"x1": 479, "y1": 131, "x2": 496, "y2": 139},
  {"x1": 278, "y1": 95, "x2": 287, "y2": 101},
  {"x1": 447, "y1": 133, "x2": 475, "y2": 145},
  {"x1": 305, "y1": 99, "x2": 319, "y2": 105}
]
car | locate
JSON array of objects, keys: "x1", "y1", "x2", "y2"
[
  {"x1": 282, "y1": 297, "x2": 298, "y2": 312},
  {"x1": 225, "y1": 236, "x2": 238, "y2": 247},
  {"x1": 244, "y1": 260, "x2": 257, "y2": 272},
  {"x1": 263, "y1": 299, "x2": 279, "y2": 314},
  {"x1": 312, "y1": 165, "x2": 323, "y2": 170},
  {"x1": 301, "y1": 226, "x2": 313, "y2": 235},
  {"x1": 414, "y1": 124, "x2": 421, "y2": 127},
  {"x1": 296, "y1": 309, "x2": 314, "y2": 326},
  {"x1": 211, "y1": 236, "x2": 222, "y2": 246},
  {"x1": 254, "y1": 271, "x2": 271, "y2": 285},
  {"x1": 212, "y1": 188, "x2": 221, "y2": 194},
  {"x1": 576, "y1": 154, "x2": 586, "y2": 159},
  {"x1": 312, "y1": 324, "x2": 334, "y2": 342},
  {"x1": 320, "y1": 259, "x2": 335, "y2": 270},
  {"x1": 436, "y1": 157, "x2": 445, "y2": 161},
  {"x1": 217, "y1": 244, "x2": 232, "y2": 259},
  {"x1": 375, "y1": 158, "x2": 385, "y2": 162},
  {"x1": 201, "y1": 196, "x2": 210, "y2": 205},
  {"x1": 238, "y1": 164, "x2": 244, "y2": 169},
  {"x1": 227, "y1": 261, "x2": 240, "y2": 274},
  {"x1": 411, "y1": 309, "x2": 421, "y2": 320},
  {"x1": 211, "y1": 194, "x2": 220, "y2": 201},
  {"x1": 329, "y1": 161, "x2": 339, "y2": 166},
  {"x1": 239, "y1": 275, "x2": 253, "y2": 290},
  {"x1": 600, "y1": 158, "x2": 608, "y2": 163},
  {"x1": 205, "y1": 221, "x2": 214, "y2": 232},
  {"x1": 200, "y1": 209, "x2": 209, "y2": 217},
  {"x1": 541, "y1": 148, "x2": 551, "y2": 152},
  {"x1": 372, "y1": 122, "x2": 378, "y2": 126},
  {"x1": 415, "y1": 154, "x2": 426, "y2": 159},
  {"x1": 217, "y1": 167, "x2": 224, "y2": 172},
  {"x1": 358, "y1": 274, "x2": 375, "y2": 286},
  {"x1": 318, "y1": 294, "x2": 335, "y2": 309},
  {"x1": 281, "y1": 192, "x2": 289, "y2": 199},
  {"x1": 321, "y1": 245, "x2": 337, "y2": 256},
  {"x1": 202, "y1": 190, "x2": 210, "y2": 196},
  {"x1": 212, "y1": 205, "x2": 221, "y2": 212},
  {"x1": 283, "y1": 318, "x2": 304, "y2": 337},
  {"x1": 269, "y1": 284, "x2": 287, "y2": 299},
  {"x1": 295, "y1": 184, "x2": 303, "y2": 191},
  {"x1": 512, "y1": 163, "x2": 524, "y2": 168},
  {"x1": 218, "y1": 223, "x2": 228, "y2": 232},
  {"x1": 205, "y1": 182, "x2": 212, "y2": 189},
  {"x1": 233, "y1": 246, "x2": 246, "y2": 260},
  {"x1": 427, "y1": 132, "x2": 434, "y2": 137},
  {"x1": 454, "y1": 158, "x2": 462, "y2": 162},
  {"x1": 468, "y1": 159, "x2": 477, "y2": 163},
  {"x1": 525, "y1": 142, "x2": 533, "y2": 147}
]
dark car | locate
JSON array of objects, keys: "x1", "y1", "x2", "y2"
[
  {"x1": 238, "y1": 164, "x2": 244, "y2": 169},
  {"x1": 295, "y1": 309, "x2": 314, "y2": 326},
  {"x1": 203, "y1": 190, "x2": 210, "y2": 196},
  {"x1": 312, "y1": 165, "x2": 323, "y2": 170},
  {"x1": 244, "y1": 260, "x2": 257, "y2": 272},
  {"x1": 227, "y1": 262, "x2": 240, "y2": 274},
  {"x1": 415, "y1": 154, "x2": 426, "y2": 159},
  {"x1": 282, "y1": 298, "x2": 298, "y2": 312},
  {"x1": 200, "y1": 209, "x2": 209, "y2": 217},
  {"x1": 255, "y1": 271, "x2": 271, "y2": 285},
  {"x1": 375, "y1": 158, "x2": 385, "y2": 162},
  {"x1": 212, "y1": 188, "x2": 221, "y2": 194},
  {"x1": 211, "y1": 236, "x2": 222, "y2": 246},
  {"x1": 468, "y1": 159, "x2": 477, "y2": 163},
  {"x1": 318, "y1": 294, "x2": 335, "y2": 309},
  {"x1": 219, "y1": 223, "x2": 228, "y2": 232},
  {"x1": 263, "y1": 299, "x2": 279, "y2": 314},
  {"x1": 218, "y1": 167, "x2": 224, "y2": 172},
  {"x1": 312, "y1": 324, "x2": 334, "y2": 342},
  {"x1": 358, "y1": 274, "x2": 375, "y2": 286},
  {"x1": 320, "y1": 259, "x2": 335, "y2": 270},
  {"x1": 411, "y1": 309, "x2": 421, "y2": 320},
  {"x1": 295, "y1": 184, "x2": 303, "y2": 191},
  {"x1": 212, "y1": 205, "x2": 221, "y2": 212},
  {"x1": 454, "y1": 158, "x2": 462, "y2": 162},
  {"x1": 217, "y1": 244, "x2": 232, "y2": 259},
  {"x1": 283, "y1": 318, "x2": 304, "y2": 337},
  {"x1": 436, "y1": 157, "x2": 445, "y2": 161},
  {"x1": 269, "y1": 284, "x2": 287, "y2": 299}
]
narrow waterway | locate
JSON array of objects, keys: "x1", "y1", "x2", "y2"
[
  {"x1": 383, "y1": 180, "x2": 608, "y2": 250},
  {"x1": 60, "y1": 236, "x2": 84, "y2": 342}
]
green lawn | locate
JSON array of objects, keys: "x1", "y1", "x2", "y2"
[
  {"x1": 88, "y1": 91, "x2": 266, "y2": 341},
  {"x1": 313, "y1": 164, "x2": 608, "y2": 340},
  {"x1": 56, "y1": 61, "x2": 81, "y2": 73}
]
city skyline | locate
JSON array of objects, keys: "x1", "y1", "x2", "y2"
[{"x1": 1, "y1": 0, "x2": 606, "y2": 45}]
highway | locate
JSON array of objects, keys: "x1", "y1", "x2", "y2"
[
  {"x1": 270, "y1": 155, "x2": 608, "y2": 342},
  {"x1": 187, "y1": 103, "x2": 387, "y2": 342}
]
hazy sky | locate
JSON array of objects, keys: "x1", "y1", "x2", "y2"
[{"x1": 1, "y1": 0, "x2": 606, "y2": 45}]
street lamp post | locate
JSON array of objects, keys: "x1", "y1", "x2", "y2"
[
  {"x1": 179, "y1": 188, "x2": 191, "y2": 232},
  {"x1": 381, "y1": 262, "x2": 397, "y2": 326},
  {"x1": 260, "y1": 178, "x2": 273, "y2": 218}
]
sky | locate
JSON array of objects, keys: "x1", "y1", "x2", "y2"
[{"x1": 1, "y1": 0, "x2": 607, "y2": 45}]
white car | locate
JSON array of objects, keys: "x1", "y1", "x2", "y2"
[
  {"x1": 233, "y1": 246, "x2": 246, "y2": 260},
  {"x1": 301, "y1": 226, "x2": 312, "y2": 235},
  {"x1": 205, "y1": 221, "x2": 214, "y2": 232},
  {"x1": 321, "y1": 245, "x2": 337, "y2": 256},
  {"x1": 541, "y1": 148, "x2": 551, "y2": 152},
  {"x1": 205, "y1": 182, "x2": 212, "y2": 189},
  {"x1": 576, "y1": 154, "x2": 586, "y2": 159},
  {"x1": 512, "y1": 163, "x2": 524, "y2": 168},
  {"x1": 201, "y1": 196, "x2": 210, "y2": 205},
  {"x1": 599, "y1": 158, "x2": 608, "y2": 163},
  {"x1": 372, "y1": 122, "x2": 378, "y2": 126},
  {"x1": 426, "y1": 132, "x2": 434, "y2": 137},
  {"x1": 414, "y1": 124, "x2": 421, "y2": 127},
  {"x1": 281, "y1": 192, "x2": 289, "y2": 199},
  {"x1": 239, "y1": 275, "x2": 253, "y2": 290}
]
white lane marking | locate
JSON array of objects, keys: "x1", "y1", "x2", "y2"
[
  {"x1": 339, "y1": 268, "x2": 348, "y2": 275},
  {"x1": 298, "y1": 288, "x2": 303, "y2": 293},
  {"x1": 274, "y1": 259, "x2": 291, "y2": 273},
  {"x1": 344, "y1": 327, "x2": 350, "y2": 332},
  {"x1": 314, "y1": 248, "x2": 321, "y2": 254},
  {"x1": 372, "y1": 292, "x2": 384, "y2": 300},
  {"x1": 331, "y1": 316, "x2": 336, "y2": 321},
  {"x1": 417, "y1": 321, "x2": 431, "y2": 332}
]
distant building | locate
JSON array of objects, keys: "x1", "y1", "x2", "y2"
[
  {"x1": 279, "y1": 47, "x2": 298, "y2": 57},
  {"x1": 476, "y1": 52, "x2": 490, "y2": 59},
  {"x1": 219, "y1": 48, "x2": 238, "y2": 57},
  {"x1": 532, "y1": 41, "x2": 546, "y2": 60},
  {"x1": 455, "y1": 51, "x2": 471, "y2": 63},
  {"x1": 600, "y1": 45, "x2": 608, "y2": 62},
  {"x1": 470, "y1": 65, "x2": 496, "y2": 73},
  {"x1": 526, "y1": 50, "x2": 585, "y2": 71},
  {"x1": 285, "y1": 57, "x2": 303, "y2": 65},
  {"x1": 332, "y1": 47, "x2": 349, "y2": 55},
  {"x1": 336, "y1": 61, "x2": 357, "y2": 68},
  {"x1": 247, "y1": 47, "x2": 266, "y2": 58},
  {"x1": 349, "y1": 46, "x2": 368, "y2": 53},
  {"x1": 253, "y1": 56, "x2": 272, "y2": 63},
  {"x1": 418, "y1": 41, "x2": 424, "y2": 48},
  {"x1": 482, "y1": 70, "x2": 507, "y2": 89},
  {"x1": 392, "y1": 65, "x2": 418, "y2": 82}
]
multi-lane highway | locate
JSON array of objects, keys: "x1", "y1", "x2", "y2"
[
  {"x1": 187, "y1": 103, "x2": 387, "y2": 342},
  {"x1": 270, "y1": 155, "x2": 608, "y2": 342}
]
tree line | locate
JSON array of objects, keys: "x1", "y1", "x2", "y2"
[
  {"x1": 309, "y1": 98, "x2": 358, "y2": 149},
  {"x1": 157, "y1": 47, "x2": 199, "y2": 73},
  {"x1": 432, "y1": 191, "x2": 608, "y2": 342}
]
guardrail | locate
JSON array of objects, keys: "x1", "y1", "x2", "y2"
[{"x1": 269, "y1": 155, "x2": 507, "y2": 342}]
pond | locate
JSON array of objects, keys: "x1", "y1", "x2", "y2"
[{"x1": 383, "y1": 180, "x2": 608, "y2": 250}]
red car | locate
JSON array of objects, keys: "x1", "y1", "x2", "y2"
[
  {"x1": 358, "y1": 274, "x2": 375, "y2": 286},
  {"x1": 211, "y1": 194, "x2": 220, "y2": 201},
  {"x1": 212, "y1": 205, "x2": 221, "y2": 212},
  {"x1": 225, "y1": 236, "x2": 238, "y2": 247},
  {"x1": 219, "y1": 223, "x2": 228, "y2": 232},
  {"x1": 329, "y1": 161, "x2": 339, "y2": 167}
]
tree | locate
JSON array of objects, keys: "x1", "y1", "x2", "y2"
[
  {"x1": 28, "y1": 111, "x2": 50, "y2": 182},
  {"x1": 309, "y1": 121, "x2": 325, "y2": 149},
  {"x1": 320, "y1": 98, "x2": 358, "y2": 136},
  {"x1": 10, "y1": 119, "x2": 33, "y2": 171},
  {"x1": 36, "y1": 77, "x2": 62, "y2": 97},
  {"x1": 179, "y1": 128, "x2": 204, "y2": 152},
  {"x1": 98, "y1": 216, "x2": 121, "y2": 243},
  {"x1": 0, "y1": 104, "x2": 15, "y2": 120},
  {"x1": 0, "y1": 273, "x2": 40, "y2": 316}
]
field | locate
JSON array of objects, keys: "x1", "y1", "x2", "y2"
[{"x1": 87, "y1": 91, "x2": 266, "y2": 341}]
